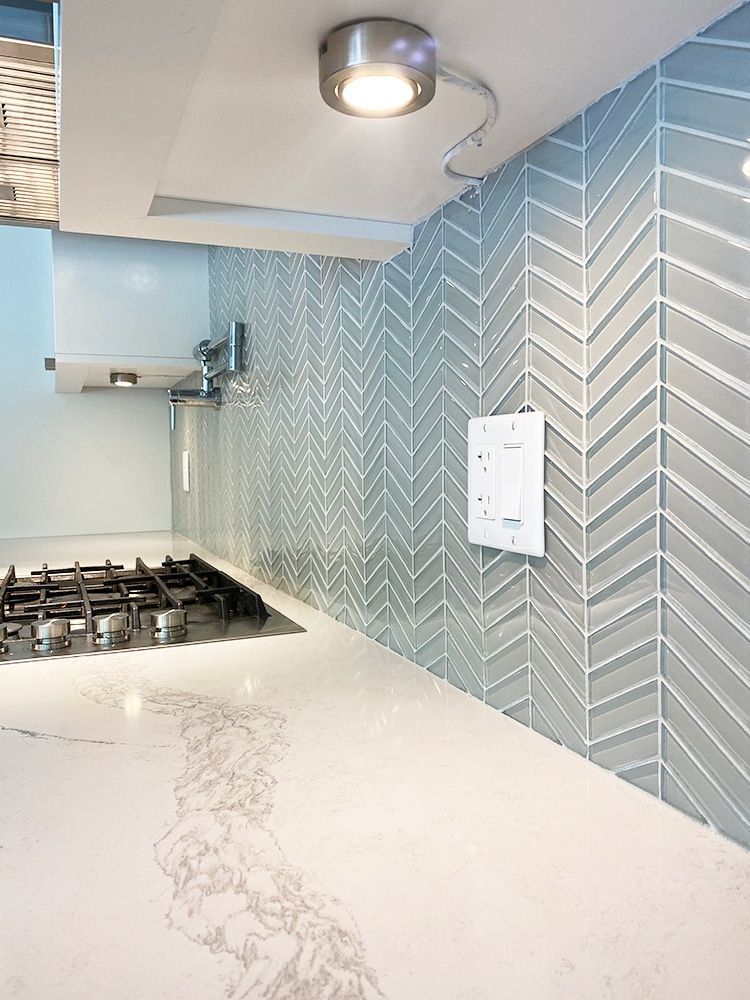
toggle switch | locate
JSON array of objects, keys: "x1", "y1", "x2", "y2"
[{"x1": 501, "y1": 444, "x2": 523, "y2": 521}]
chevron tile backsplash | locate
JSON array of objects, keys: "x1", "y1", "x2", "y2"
[{"x1": 172, "y1": 3, "x2": 750, "y2": 847}]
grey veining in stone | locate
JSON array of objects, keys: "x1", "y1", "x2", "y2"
[{"x1": 77, "y1": 667, "x2": 383, "y2": 999}]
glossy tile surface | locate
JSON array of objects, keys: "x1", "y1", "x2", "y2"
[
  {"x1": 172, "y1": 2, "x2": 750, "y2": 847},
  {"x1": 1, "y1": 534, "x2": 749, "y2": 999}
]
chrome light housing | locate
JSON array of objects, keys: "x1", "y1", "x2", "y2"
[
  {"x1": 319, "y1": 19, "x2": 436, "y2": 118},
  {"x1": 110, "y1": 372, "x2": 138, "y2": 387}
]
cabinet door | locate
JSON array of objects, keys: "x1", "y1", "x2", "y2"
[{"x1": 52, "y1": 231, "x2": 208, "y2": 359}]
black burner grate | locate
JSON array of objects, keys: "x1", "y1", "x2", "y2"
[{"x1": 0, "y1": 553, "x2": 269, "y2": 637}]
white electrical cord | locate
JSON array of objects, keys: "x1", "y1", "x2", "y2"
[{"x1": 437, "y1": 66, "x2": 498, "y2": 190}]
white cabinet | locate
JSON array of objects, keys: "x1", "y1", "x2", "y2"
[{"x1": 51, "y1": 231, "x2": 209, "y2": 392}]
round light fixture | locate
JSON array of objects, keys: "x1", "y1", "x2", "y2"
[
  {"x1": 110, "y1": 372, "x2": 138, "y2": 388},
  {"x1": 742, "y1": 155, "x2": 750, "y2": 179},
  {"x1": 319, "y1": 19, "x2": 436, "y2": 118}
]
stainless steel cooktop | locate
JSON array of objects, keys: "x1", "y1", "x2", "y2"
[{"x1": 0, "y1": 553, "x2": 304, "y2": 663}]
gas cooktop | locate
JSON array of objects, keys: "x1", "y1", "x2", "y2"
[{"x1": 0, "y1": 553, "x2": 304, "y2": 662}]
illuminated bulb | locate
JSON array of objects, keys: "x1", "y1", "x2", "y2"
[
  {"x1": 742, "y1": 156, "x2": 750, "y2": 179},
  {"x1": 338, "y1": 74, "x2": 418, "y2": 114},
  {"x1": 110, "y1": 371, "x2": 138, "y2": 387}
]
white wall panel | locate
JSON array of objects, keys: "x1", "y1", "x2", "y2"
[{"x1": 0, "y1": 225, "x2": 173, "y2": 538}]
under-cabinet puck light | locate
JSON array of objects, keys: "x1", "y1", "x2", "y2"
[
  {"x1": 319, "y1": 19, "x2": 436, "y2": 118},
  {"x1": 110, "y1": 372, "x2": 138, "y2": 387}
]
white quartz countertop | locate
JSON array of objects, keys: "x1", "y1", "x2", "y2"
[{"x1": 1, "y1": 533, "x2": 748, "y2": 999}]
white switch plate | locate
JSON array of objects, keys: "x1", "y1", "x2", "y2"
[
  {"x1": 467, "y1": 412, "x2": 545, "y2": 557},
  {"x1": 182, "y1": 450, "x2": 190, "y2": 493}
]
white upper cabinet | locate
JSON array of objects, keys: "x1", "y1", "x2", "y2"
[{"x1": 51, "y1": 232, "x2": 208, "y2": 392}]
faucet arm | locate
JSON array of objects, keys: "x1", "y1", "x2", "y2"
[
  {"x1": 168, "y1": 386, "x2": 221, "y2": 408},
  {"x1": 193, "y1": 339, "x2": 213, "y2": 363}
]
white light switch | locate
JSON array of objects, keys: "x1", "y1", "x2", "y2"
[
  {"x1": 500, "y1": 444, "x2": 523, "y2": 521},
  {"x1": 467, "y1": 412, "x2": 545, "y2": 557},
  {"x1": 182, "y1": 451, "x2": 190, "y2": 493}
]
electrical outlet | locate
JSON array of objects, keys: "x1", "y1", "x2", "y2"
[
  {"x1": 472, "y1": 445, "x2": 496, "y2": 519},
  {"x1": 467, "y1": 413, "x2": 546, "y2": 556},
  {"x1": 182, "y1": 451, "x2": 190, "y2": 493}
]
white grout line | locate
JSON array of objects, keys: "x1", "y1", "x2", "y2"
[
  {"x1": 661, "y1": 248, "x2": 750, "y2": 300},
  {"x1": 659, "y1": 206, "x2": 750, "y2": 251},
  {"x1": 686, "y1": 34, "x2": 750, "y2": 52},
  {"x1": 661, "y1": 649, "x2": 750, "y2": 745},
  {"x1": 662, "y1": 716, "x2": 750, "y2": 826},
  {"x1": 523, "y1": 153, "x2": 534, "y2": 718},
  {"x1": 587, "y1": 82, "x2": 658, "y2": 184},
  {"x1": 654, "y1": 61, "x2": 666, "y2": 800}
]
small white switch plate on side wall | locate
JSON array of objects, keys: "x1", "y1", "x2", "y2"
[
  {"x1": 467, "y1": 412, "x2": 545, "y2": 557},
  {"x1": 182, "y1": 451, "x2": 190, "y2": 493}
]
